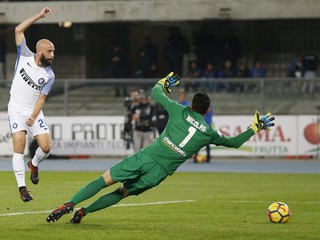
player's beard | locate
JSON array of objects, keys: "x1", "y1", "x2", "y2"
[{"x1": 41, "y1": 55, "x2": 53, "y2": 67}]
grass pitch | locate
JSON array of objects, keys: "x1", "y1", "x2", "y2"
[{"x1": 0, "y1": 171, "x2": 319, "y2": 240}]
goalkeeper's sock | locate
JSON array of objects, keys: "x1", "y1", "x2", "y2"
[
  {"x1": 84, "y1": 188, "x2": 125, "y2": 215},
  {"x1": 66, "y1": 176, "x2": 107, "y2": 205}
]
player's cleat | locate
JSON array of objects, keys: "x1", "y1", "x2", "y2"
[
  {"x1": 70, "y1": 208, "x2": 85, "y2": 224},
  {"x1": 19, "y1": 186, "x2": 33, "y2": 202},
  {"x1": 27, "y1": 160, "x2": 39, "y2": 185},
  {"x1": 46, "y1": 203, "x2": 74, "y2": 223}
]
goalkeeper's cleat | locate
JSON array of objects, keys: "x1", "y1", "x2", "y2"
[
  {"x1": 70, "y1": 208, "x2": 85, "y2": 224},
  {"x1": 46, "y1": 203, "x2": 74, "y2": 223},
  {"x1": 19, "y1": 186, "x2": 33, "y2": 202},
  {"x1": 27, "y1": 160, "x2": 39, "y2": 185}
]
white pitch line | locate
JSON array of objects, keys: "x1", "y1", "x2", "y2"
[
  {"x1": 210, "y1": 200, "x2": 320, "y2": 204},
  {"x1": 113, "y1": 200, "x2": 195, "y2": 207},
  {"x1": 0, "y1": 210, "x2": 50, "y2": 217},
  {"x1": 2, "y1": 199, "x2": 320, "y2": 217},
  {"x1": 0, "y1": 200, "x2": 195, "y2": 217}
]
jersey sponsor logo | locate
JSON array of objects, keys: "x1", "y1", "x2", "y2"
[
  {"x1": 163, "y1": 136, "x2": 186, "y2": 157},
  {"x1": 185, "y1": 115, "x2": 206, "y2": 132},
  {"x1": 20, "y1": 68, "x2": 41, "y2": 90}
]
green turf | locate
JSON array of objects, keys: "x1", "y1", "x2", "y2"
[{"x1": 0, "y1": 171, "x2": 319, "y2": 240}]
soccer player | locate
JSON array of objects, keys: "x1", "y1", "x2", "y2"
[
  {"x1": 47, "y1": 72, "x2": 274, "y2": 224},
  {"x1": 8, "y1": 7, "x2": 55, "y2": 202}
]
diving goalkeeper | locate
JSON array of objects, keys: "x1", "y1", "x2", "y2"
[{"x1": 47, "y1": 72, "x2": 275, "y2": 224}]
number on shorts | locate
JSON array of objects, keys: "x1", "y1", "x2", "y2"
[
  {"x1": 179, "y1": 126, "x2": 196, "y2": 148},
  {"x1": 38, "y1": 119, "x2": 45, "y2": 128}
]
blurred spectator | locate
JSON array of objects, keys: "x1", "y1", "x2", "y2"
[
  {"x1": 186, "y1": 60, "x2": 203, "y2": 78},
  {"x1": 137, "y1": 36, "x2": 158, "y2": 78},
  {"x1": 223, "y1": 36, "x2": 242, "y2": 68},
  {"x1": 107, "y1": 45, "x2": 127, "y2": 78},
  {"x1": 194, "y1": 105, "x2": 213, "y2": 163},
  {"x1": 250, "y1": 60, "x2": 267, "y2": 78},
  {"x1": 130, "y1": 91, "x2": 140, "y2": 109},
  {"x1": 302, "y1": 47, "x2": 319, "y2": 93},
  {"x1": 177, "y1": 88, "x2": 190, "y2": 107},
  {"x1": 122, "y1": 90, "x2": 140, "y2": 149},
  {"x1": 124, "y1": 90, "x2": 140, "y2": 113},
  {"x1": 194, "y1": 26, "x2": 215, "y2": 69},
  {"x1": 132, "y1": 90, "x2": 155, "y2": 152},
  {"x1": 200, "y1": 62, "x2": 219, "y2": 92},
  {"x1": 185, "y1": 60, "x2": 203, "y2": 92},
  {"x1": 163, "y1": 26, "x2": 189, "y2": 75},
  {"x1": 288, "y1": 54, "x2": 303, "y2": 78},
  {"x1": 235, "y1": 61, "x2": 249, "y2": 92},
  {"x1": 154, "y1": 103, "x2": 169, "y2": 135},
  {"x1": 236, "y1": 61, "x2": 250, "y2": 78},
  {"x1": 107, "y1": 45, "x2": 128, "y2": 97},
  {"x1": 219, "y1": 59, "x2": 237, "y2": 91}
]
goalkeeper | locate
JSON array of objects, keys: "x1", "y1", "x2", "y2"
[{"x1": 47, "y1": 72, "x2": 275, "y2": 224}]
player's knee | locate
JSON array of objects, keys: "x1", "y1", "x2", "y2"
[{"x1": 40, "y1": 145, "x2": 51, "y2": 154}]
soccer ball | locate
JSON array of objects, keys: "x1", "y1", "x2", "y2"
[
  {"x1": 267, "y1": 202, "x2": 291, "y2": 223},
  {"x1": 195, "y1": 154, "x2": 207, "y2": 163}
]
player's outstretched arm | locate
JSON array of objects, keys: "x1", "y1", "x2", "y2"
[
  {"x1": 157, "y1": 72, "x2": 180, "y2": 93},
  {"x1": 15, "y1": 7, "x2": 52, "y2": 46},
  {"x1": 151, "y1": 72, "x2": 180, "y2": 112},
  {"x1": 214, "y1": 111, "x2": 275, "y2": 148},
  {"x1": 249, "y1": 111, "x2": 275, "y2": 133}
]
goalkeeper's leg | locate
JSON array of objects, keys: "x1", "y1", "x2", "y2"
[
  {"x1": 84, "y1": 187, "x2": 126, "y2": 214},
  {"x1": 70, "y1": 186, "x2": 128, "y2": 224},
  {"x1": 77, "y1": 179, "x2": 153, "y2": 222},
  {"x1": 66, "y1": 175, "x2": 108, "y2": 205}
]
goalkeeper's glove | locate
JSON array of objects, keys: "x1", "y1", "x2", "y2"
[
  {"x1": 158, "y1": 72, "x2": 180, "y2": 93},
  {"x1": 249, "y1": 111, "x2": 275, "y2": 133}
]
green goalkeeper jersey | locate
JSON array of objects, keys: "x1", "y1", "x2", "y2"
[{"x1": 142, "y1": 83, "x2": 254, "y2": 175}]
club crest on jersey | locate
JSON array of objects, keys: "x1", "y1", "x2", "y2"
[
  {"x1": 38, "y1": 78, "x2": 45, "y2": 85},
  {"x1": 20, "y1": 68, "x2": 41, "y2": 90}
]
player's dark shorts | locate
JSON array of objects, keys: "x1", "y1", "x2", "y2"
[{"x1": 110, "y1": 151, "x2": 168, "y2": 196}]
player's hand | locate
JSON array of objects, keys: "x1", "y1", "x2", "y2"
[
  {"x1": 26, "y1": 117, "x2": 35, "y2": 127},
  {"x1": 158, "y1": 72, "x2": 180, "y2": 93},
  {"x1": 39, "y1": 7, "x2": 52, "y2": 18},
  {"x1": 249, "y1": 111, "x2": 275, "y2": 133}
]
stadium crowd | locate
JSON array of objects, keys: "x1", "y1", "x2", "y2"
[{"x1": 106, "y1": 26, "x2": 319, "y2": 95}]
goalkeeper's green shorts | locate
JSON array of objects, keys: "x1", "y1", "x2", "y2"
[{"x1": 110, "y1": 152, "x2": 168, "y2": 195}]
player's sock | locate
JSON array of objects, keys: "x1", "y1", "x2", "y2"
[
  {"x1": 66, "y1": 176, "x2": 107, "y2": 205},
  {"x1": 12, "y1": 153, "x2": 26, "y2": 187},
  {"x1": 84, "y1": 188, "x2": 124, "y2": 214},
  {"x1": 31, "y1": 147, "x2": 49, "y2": 167}
]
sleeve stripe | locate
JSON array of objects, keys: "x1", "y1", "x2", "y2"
[{"x1": 13, "y1": 45, "x2": 22, "y2": 78}]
